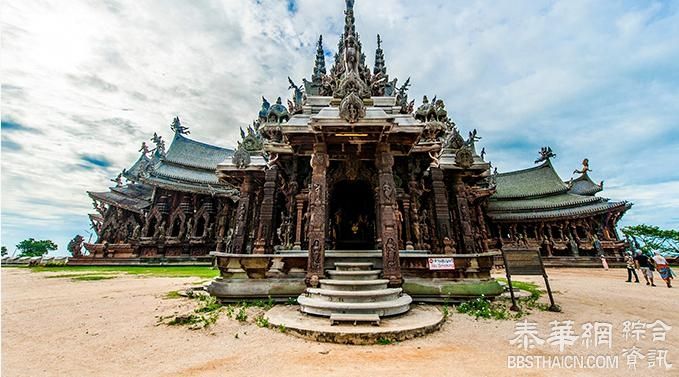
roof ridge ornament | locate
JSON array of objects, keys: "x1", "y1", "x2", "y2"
[
  {"x1": 170, "y1": 116, "x2": 190, "y2": 135},
  {"x1": 535, "y1": 146, "x2": 556, "y2": 164},
  {"x1": 573, "y1": 158, "x2": 592, "y2": 175}
]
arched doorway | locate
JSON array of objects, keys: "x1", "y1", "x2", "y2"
[{"x1": 330, "y1": 180, "x2": 375, "y2": 249}]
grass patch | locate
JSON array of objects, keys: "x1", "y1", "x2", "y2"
[
  {"x1": 254, "y1": 315, "x2": 270, "y2": 328},
  {"x1": 71, "y1": 275, "x2": 116, "y2": 281},
  {"x1": 164, "y1": 290, "x2": 183, "y2": 299},
  {"x1": 44, "y1": 272, "x2": 117, "y2": 279},
  {"x1": 165, "y1": 294, "x2": 222, "y2": 330},
  {"x1": 376, "y1": 337, "x2": 394, "y2": 345},
  {"x1": 29, "y1": 265, "x2": 219, "y2": 279},
  {"x1": 456, "y1": 295, "x2": 511, "y2": 320}
]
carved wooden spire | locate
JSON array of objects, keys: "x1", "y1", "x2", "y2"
[{"x1": 312, "y1": 35, "x2": 326, "y2": 81}]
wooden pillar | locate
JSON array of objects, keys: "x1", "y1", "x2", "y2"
[
  {"x1": 306, "y1": 144, "x2": 328, "y2": 287},
  {"x1": 232, "y1": 176, "x2": 253, "y2": 254},
  {"x1": 292, "y1": 194, "x2": 305, "y2": 250},
  {"x1": 376, "y1": 144, "x2": 402, "y2": 287},
  {"x1": 451, "y1": 175, "x2": 474, "y2": 253},
  {"x1": 402, "y1": 199, "x2": 414, "y2": 250},
  {"x1": 254, "y1": 166, "x2": 278, "y2": 254},
  {"x1": 429, "y1": 168, "x2": 452, "y2": 252}
]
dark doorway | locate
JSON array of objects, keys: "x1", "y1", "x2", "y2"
[{"x1": 330, "y1": 180, "x2": 375, "y2": 249}]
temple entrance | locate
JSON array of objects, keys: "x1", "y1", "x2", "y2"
[{"x1": 330, "y1": 180, "x2": 375, "y2": 250}]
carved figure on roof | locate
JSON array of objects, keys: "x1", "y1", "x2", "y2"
[
  {"x1": 455, "y1": 146, "x2": 475, "y2": 169},
  {"x1": 444, "y1": 126, "x2": 465, "y2": 149},
  {"x1": 395, "y1": 77, "x2": 413, "y2": 114},
  {"x1": 339, "y1": 91, "x2": 365, "y2": 123},
  {"x1": 422, "y1": 121, "x2": 446, "y2": 142},
  {"x1": 267, "y1": 97, "x2": 290, "y2": 123},
  {"x1": 138, "y1": 141, "x2": 150, "y2": 156},
  {"x1": 535, "y1": 146, "x2": 556, "y2": 164},
  {"x1": 258, "y1": 97, "x2": 270, "y2": 122},
  {"x1": 110, "y1": 173, "x2": 123, "y2": 187},
  {"x1": 232, "y1": 143, "x2": 251, "y2": 169},
  {"x1": 170, "y1": 116, "x2": 190, "y2": 135},
  {"x1": 434, "y1": 99, "x2": 448, "y2": 122},
  {"x1": 287, "y1": 77, "x2": 304, "y2": 114},
  {"x1": 573, "y1": 158, "x2": 592, "y2": 175},
  {"x1": 415, "y1": 95, "x2": 435, "y2": 122},
  {"x1": 480, "y1": 147, "x2": 486, "y2": 160},
  {"x1": 151, "y1": 133, "x2": 166, "y2": 158},
  {"x1": 465, "y1": 129, "x2": 481, "y2": 147},
  {"x1": 239, "y1": 122, "x2": 263, "y2": 152}
]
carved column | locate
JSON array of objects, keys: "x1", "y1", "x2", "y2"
[
  {"x1": 306, "y1": 144, "x2": 329, "y2": 287},
  {"x1": 429, "y1": 168, "x2": 453, "y2": 253},
  {"x1": 451, "y1": 175, "x2": 475, "y2": 253},
  {"x1": 293, "y1": 194, "x2": 305, "y2": 250},
  {"x1": 254, "y1": 166, "x2": 278, "y2": 254},
  {"x1": 402, "y1": 198, "x2": 414, "y2": 250},
  {"x1": 376, "y1": 144, "x2": 402, "y2": 287},
  {"x1": 232, "y1": 176, "x2": 253, "y2": 254}
]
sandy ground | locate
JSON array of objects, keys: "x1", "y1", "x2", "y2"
[{"x1": 2, "y1": 267, "x2": 678, "y2": 377}]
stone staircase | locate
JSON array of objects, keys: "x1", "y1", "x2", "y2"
[{"x1": 298, "y1": 261, "x2": 412, "y2": 322}]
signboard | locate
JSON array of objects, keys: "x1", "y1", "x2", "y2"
[
  {"x1": 428, "y1": 257, "x2": 455, "y2": 270},
  {"x1": 501, "y1": 248, "x2": 560, "y2": 312},
  {"x1": 503, "y1": 250, "x2": 544, "y2": 275}
]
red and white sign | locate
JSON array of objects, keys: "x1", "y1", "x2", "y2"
[{"x1": 428, "y1": 257, "x2": 455, "y2": 270}]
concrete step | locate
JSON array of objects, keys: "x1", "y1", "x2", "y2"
[
  {"x1": 319, "y1": 279, "x2": 389, "y2": 291},
  {"x1": 326, "y1": 270, "x2": 381, "y2": 280},
  {"x1": 298, "y1": 294, "x2": 412, "y2": 317},
  {"x1": 330, "y1": 313, "x2": 380, "y2": 326},
  {"x1": 334, "y1": 262, "x2": 373, "y2": 271},
  {"x1": 306, "y1": 288, "x2": 403, "y2": 303}
]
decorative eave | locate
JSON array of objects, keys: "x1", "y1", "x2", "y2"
[
  {"x1": 87, "y1": 189, "x2": 151, "y2": 214},
  {"x1": 488, "y1": 201, "x2": 632, "y2": 222}
]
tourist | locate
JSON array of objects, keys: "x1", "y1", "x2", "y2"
[
  {"x1": 634, "y1": 251, "x2": 655, "y2": 286},
  {"x1": 624, "y1": 251, "x2": 639, "y2": 283},
  {"x1": 652, "y1": 251, "x2": 674, "y2": 288}
]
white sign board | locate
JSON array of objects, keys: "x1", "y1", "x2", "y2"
[{"x1": 428, "y1": 257, "x2": 455, "y2": 270}]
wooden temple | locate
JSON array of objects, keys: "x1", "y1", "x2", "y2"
[{"x1": 73, "y1": 1, "x2": 631, "y2": 303}]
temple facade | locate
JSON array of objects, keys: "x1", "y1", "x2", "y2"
[{"x1": 74, "y1": 1, "x2": 630, "y2": 301}]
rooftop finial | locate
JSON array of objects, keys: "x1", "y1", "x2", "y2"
[
  {"x1": 344, "y1": 0, "x2": 356, "y2": 38},
  {"x1": 373, "y1": 34, "x2": 386, "y2": 76},
  {"x1": 535, "y1": 146, "x2": 556, "y2": 164},
  {"x1": 170, "y1": 116, "x2": 190, "y2": 135},
  {"x1": 312, "y1": 35, "x2": 326, "y2": 80}
]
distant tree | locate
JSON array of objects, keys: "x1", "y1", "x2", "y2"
[
  {"x1": 622, "y1": 225, "x2": 679, "y2": 256},
  {"x1": 1, "y1": 246, "x2": 7, "y2": 257},
  {"x1": 16, "y1": 238, "x2": 58, "y2": 257}
]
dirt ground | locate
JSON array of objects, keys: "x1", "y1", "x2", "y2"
[{"x1": 2, "y1": 267, "x2": 677, "y2": 377}]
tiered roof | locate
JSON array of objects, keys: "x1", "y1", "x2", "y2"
[{"x1": 488, "y1": 160, "x2": 630, "y2": 221}]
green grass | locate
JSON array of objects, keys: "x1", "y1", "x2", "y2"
[
  {"x1": 164, "y1": 290, "x2": 183, "y2": 299},
  {"x1": 71, "y1": 275, "x2": 116, "y2": 281},
  {"x1": 28, "y1": 265, "x2": 219, "y2": 279}
]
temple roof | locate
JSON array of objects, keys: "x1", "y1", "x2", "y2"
[
  {"x1": 164, "y1": 133, "x2": 234, "y2": 170},
  {"x1": 122, "y1": 154, "x2": 150, "y2": 182},
  {"x1": 488, "y1": 159, "x2": 631, "y2": 221},
  {"x1": 88, "y1": 183, "x2": 152, "y2": 213},
  {"x1": 140, "y1": 133, "x2": 238, "y2": 197},
  {"x1": 568, "y1": 172, "x2": 603, "y2": 196},
  {"x1": 493, "y1": 161, "x2": 569, "y2": 199}
]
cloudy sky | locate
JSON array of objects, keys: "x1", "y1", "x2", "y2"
[{"x1": 2, "y1": 0, "x2": 678, "y2": 255}]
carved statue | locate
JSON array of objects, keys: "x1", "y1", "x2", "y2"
[
  {"x1": 232, "y1": 143, "x2": 251, "y2": 169},
  {"x1": 395, "y1": 77, "x2": 414, "y2": 114},
  {"x1": 170, "y1": 116, "x2": 190, "y2": 135},
  {"x1": 287, "y1": 77, "x2": 304, "y2": 114},
  {"x1": 185, "y1": 217, "x2": 193, "y2": 240},
  {"x1": 154, "y1": 220, "x2": 166, "y2": 240},
  {"x1": 138, "y1": 141, "x2": 150, "y2": 156},
  {"x1": 415, "y1": 95, "x2": 435, "y2": 122},
  {"x1": 535, "y1": 146, "x2": 556, "y2": 164},
  {"x1": 573, "y1": 158, "x2": 592, "y2": 175},
  {"x1": 67, "y1": 235, "x2": 85, "y2": 257},
  {"x1": 569, "y1": 236, "x2": 579, "y2": 257},
  {"x1": 206, "y1": 224, "x2": 215, "y2": 239},
  {"x1": 267, "y1": 97, "x2": 290, "y2": 123},
  {"x1": 151, "y1": 132, "x2": 166, "y2": 157},
  {"x1": 224, "y1": 229, "x2": 234, "y2": 253},
  {"x1": 132, "y1": 224, "x2": 141, "y2": 240},
  {"x1": 258, "y1": 97, "x2": 271, "y2": 122},
  {"x1": 110, "y1": 173, "x2": 123, "y2": 187}
]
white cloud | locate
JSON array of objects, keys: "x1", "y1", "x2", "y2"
[{"x1": 1, "y1": 0, "x2": 678, "y2": 253}]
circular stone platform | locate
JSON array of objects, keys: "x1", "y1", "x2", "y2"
[{"x1": 266, "y1": 304, "x2": 445, "y2": 345}]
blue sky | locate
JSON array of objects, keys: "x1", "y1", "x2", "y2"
[{"x1": 1, "y1": 0, "x2": 678, "y2": 256}]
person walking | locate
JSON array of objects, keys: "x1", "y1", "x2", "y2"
[
  {"x1": 652, "y1": 251, "x2": 674, "y2": 288},
  {"x1": 634, "y1": 251, "x2": 655, "y2": 286},
  {"x1": 624, "y1": 251, "x2": 639, "y2": 283}
]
